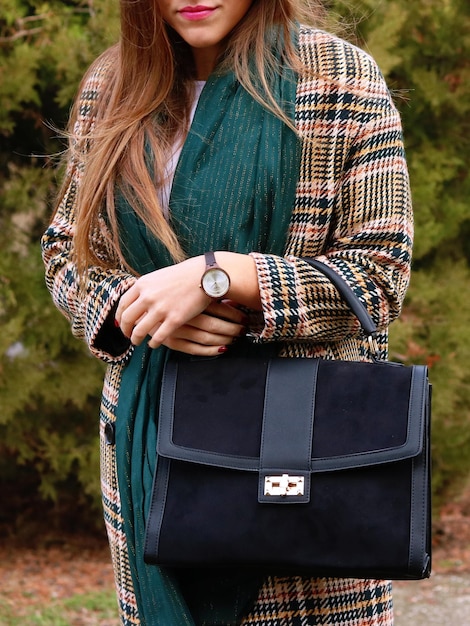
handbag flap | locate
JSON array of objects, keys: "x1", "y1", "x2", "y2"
[{"x1": 157, "y1": 354, "x2": 429, "y2": 474}]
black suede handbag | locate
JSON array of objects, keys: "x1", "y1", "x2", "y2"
[{"x1": 144, "y1": 260, "x2": 432, "y2": 580}]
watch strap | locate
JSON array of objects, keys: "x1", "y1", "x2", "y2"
[{"x1": 204, "y1": 250, "x2": 218, "y2": 270}]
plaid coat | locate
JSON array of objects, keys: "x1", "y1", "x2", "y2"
[{"x1": 42, "y1": 26, "x2": 412, "y2": 626}]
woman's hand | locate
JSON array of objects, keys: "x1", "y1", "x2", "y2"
[
  {"x1": 115, "y1": 256, "x2": 209, "y2": 349},
  {"x1": 160, "y1": 300, "x2": 247, "y2": 355},
  {"x1": 114, "y1": 256, "x2": 250, "y2": 355}
]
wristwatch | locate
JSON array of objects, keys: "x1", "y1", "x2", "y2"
[{"x1": 200, "y1": 251, "x2": 231, "y2": 299}]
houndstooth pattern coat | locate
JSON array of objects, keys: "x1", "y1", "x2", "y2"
[{"x1": 42, "y1": 26, "x2": 412, "y2": 626}]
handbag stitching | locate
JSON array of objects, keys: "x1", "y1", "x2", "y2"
[{"x1": 407, "y1": 367, "x2": 431, "y2": 576}]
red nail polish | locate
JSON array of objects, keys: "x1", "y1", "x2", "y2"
[
  {"x1": 114, "y1": 318, "x2": 120, "y2": 328},
  {"x1": 218, "y1": 346, "x2": 228, "y2": 354}
]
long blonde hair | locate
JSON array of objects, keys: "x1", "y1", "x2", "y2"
[{"x1": 61, "y1": 0, "x2": 324, "y2": 273}]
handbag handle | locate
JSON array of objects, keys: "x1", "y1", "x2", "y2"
[{"x1": 304, "y1": 258, "x2": 380, "y2": 358}]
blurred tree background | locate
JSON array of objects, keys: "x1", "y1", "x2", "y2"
[{"x1": 0, "y1": 0, "x2": 469, "y2": 537}]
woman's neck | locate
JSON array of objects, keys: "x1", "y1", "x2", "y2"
[{"x1": 191, "y1": 43, "x2": 224, "y2": 80}]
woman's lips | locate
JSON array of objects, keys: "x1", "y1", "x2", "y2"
[{"x1": 179, "y1": 5, "x2": 216, "y2": 21}]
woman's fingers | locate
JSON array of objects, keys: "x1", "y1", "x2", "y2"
[
  {"x1": 141, "y1": 309, "x2": 187, "y2": 348},
  {"x1": 193, "y1": 311, "x2": 245, "y2": 336},
  {"x1": 168, "y1": 322, "x2": 233, "y2": 346},
  {"x1": 161, "y1": 337, "x2": 229, "y2": 357},
  {"x1": 147, "y1": 314, "x2": 244, "y2": 350},
  {"x1": 204, "y1": 300, "x2": 248, "y2": 324},
  {"x1": 117, "y1": 303, "x2": 247, "y2": 349},
  {"x1": 115, "y1": 293, "x2": 141, "y2": 338}
]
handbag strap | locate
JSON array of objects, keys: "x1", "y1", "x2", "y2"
[
  {"x1": 257, "y1": 357, "x2": 319, "y2": 505},
  {"x1": 304, "y1": 258, "x2": 379, "y2": 357}
]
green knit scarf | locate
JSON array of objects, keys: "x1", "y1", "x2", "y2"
[{"x1": 115, "y1": 48, "x2": 300, "y2": 626}]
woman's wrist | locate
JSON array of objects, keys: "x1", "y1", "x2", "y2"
[{"x1": 208, "y1": 251, "x2": 262, "y2": 311}]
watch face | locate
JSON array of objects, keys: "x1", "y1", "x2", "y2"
[{"x1": 202, "y1": 268, "x2": 230, "y2": 298}]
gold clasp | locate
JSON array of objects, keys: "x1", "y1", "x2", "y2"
[{"x1": 264, "y1": 474, "x2": 305, "y2": 497}]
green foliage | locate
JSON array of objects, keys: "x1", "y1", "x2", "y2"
[
  {"x1": 389, "y1": 262, "x2": 470, "y2": 502},
  {"x1": 329, "y1": 0, "x2": 470, "y2": 504},
  {"x1": 0, "y1": 237, "x2": 105, "y2": 513},
  {"x1": 334, "y1": 0, "x2": 470, "y2": 264},
  {"x1": 1, "y1": 0, "x2": 469, "y2": 532},
  {"x1": 0, "y1": 0, "x2": 119, "y2": 137},
  {"x1": 0, "y1": 0, "x2": 118, "y2": 528}
]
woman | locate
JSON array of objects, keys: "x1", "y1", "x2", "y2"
[{"x1": 42, "y1": 0, "x2": 413, "y2": 624}]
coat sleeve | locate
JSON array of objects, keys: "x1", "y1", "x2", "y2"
[
  {"x1": 250, "y1": 33, "x2": 413, "y2": 345},
  {"x1": 41, "y1": 62, "x2": 135, "y2": 363}
]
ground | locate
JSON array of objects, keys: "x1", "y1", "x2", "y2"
[
  {"x1": 0, "y1": 537, "x2": 114, "y2": 606},
  {"x1": 0, "y1": 490, "x2": 469, "y2": 625},
  {"x1": 393, "y1": 492, "x2": 470, "y2": 625}
]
